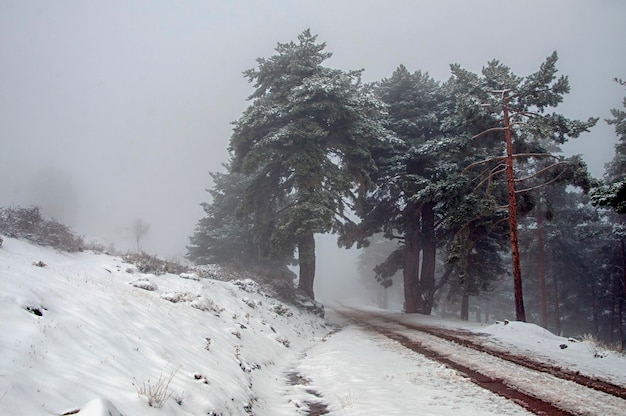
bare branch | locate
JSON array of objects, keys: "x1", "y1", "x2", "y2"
[
  {"x1": 515, "y1": 167, "x2": 569, "y2": 193},
  {"x1": 473, "y1": 165, "x2": 506, "y2": 193},
  {"x1": 471, "y1": 127, "x2": 507, "y2": 141},
  {"x1": 463, "y1": 156, "x2": 506, "y2": 173},
  {"x1": 511, "y1": 152, "x2": 561, "y2": 161},
  {"x1": 514, "y1": 160, "x2": 570, "y2": 183}
]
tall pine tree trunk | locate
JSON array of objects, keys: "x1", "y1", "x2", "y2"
[
  {"x1": 619, "y1": 298, "x2": 625, "y2": 352},
  {"x1": 617, "y1": 239, "x2": 626, "y2": 352},
  {"x1": 297, "y1": 232, "x2": 316, "y2": 299},
  {"x1": 461, "y1": 295, "x2": 469, "y2": 321},
  {"x1": 420, "y1": 202, "x2": 436, "y2": 314},
  {"x1": 503, "y1": 95, "x2": 526, "y2": 322},
  {"x1": 591, "y1": 278, "x2": 599, "y2": 336},
  {"x1": 553, "y1": 274, "x2": 562, "y2": 335},
  {"x1": 403, "y1": 202, "x2": 421, "y2": 313}
]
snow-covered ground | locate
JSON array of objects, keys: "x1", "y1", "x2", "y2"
[{"x1": 1, "y1": 236, "x2": 625, "y2": 415}]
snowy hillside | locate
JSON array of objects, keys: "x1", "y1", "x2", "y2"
[
  {"x1": 1, "y1": 236, "x2": 625, "y2": 415},
  {"x1": 0, "y1": 236, "x2": 329, "y2": 415}
]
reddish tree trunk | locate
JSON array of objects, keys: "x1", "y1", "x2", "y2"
[
  {"x1": 297, "y1": 232, "x2": 316, "y2": 299},
  {"x1": 621, "y1": 238, "x2": 626, "y2": 300},
  {"x1": 621, "y1": 238, "x2": 626, "y2": 350},
  {"x1": 503, "y1": 94, "x2": 526, "y2": 322}
]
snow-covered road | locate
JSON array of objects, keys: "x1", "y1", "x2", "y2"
[
  {"x1": 291, "y1": 307, "x2": 625, "y2": 416},
  {"x1": 282, "y1": 309, "x2": 534, "y2": 416}
]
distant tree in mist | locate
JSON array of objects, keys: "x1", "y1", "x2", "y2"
[
  {"x1": 355, "y1": 233, "x2": 404, "y2": 309},
  {"x1": 592, "y1": 78, "x2": 626, "y2": 213},
  {"x1": 590, "y1": 78, "x2": 626, "y2": 349},
  {"x1": 518, "y1": 184, "x2": 624, "y2": 345},
  {"x1": 131, "y1": 218, "x2": 150, "y2": 252},
  {"x1": 187, "y1": 165, "x2": 265, "y2": 265}
]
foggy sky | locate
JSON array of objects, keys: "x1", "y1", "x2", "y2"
[{"x1": 1, "y1": 0, "x2": 625, "y2": 265}]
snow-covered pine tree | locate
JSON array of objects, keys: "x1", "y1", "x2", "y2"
[
  {"x1": 345, "y1": 67, "x2": 458, "y2": 314},
  {"x1": 187, "y1": 165, "x2": 260, "y2": 265},
  {"x1": 340, "y1": 65, "x2": 510, "y2": 315},
  {"x1": 228, "y1": 30, "x2": 394, "y2": 299},
  {"x1": 590, "y1": 78, "x2": 626, "y2": 349},
  {"x1": 592, "y1": 79, "x2": 626, "y2": 213},
  {"x1": 456, "y1": 52, "x2": 597, "y2": 322}
]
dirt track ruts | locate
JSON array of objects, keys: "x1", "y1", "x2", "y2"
[{"x1": 337, "y1": 307, "x2": 626, "y2": 416}]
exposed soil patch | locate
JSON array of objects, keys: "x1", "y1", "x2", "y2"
[
  {"x1": 286, "y1": 371, "x2": 329, "y2": 416},
  {"x1": 303, "y1": 401, "x2": 330, "y2": 416},
  {"x1": 287, "y1": 371, "x2": 310, "y2": 386}
]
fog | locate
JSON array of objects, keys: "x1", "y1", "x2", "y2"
[{"x1": 1, "y1": 1, "x2": 625, "y2": 300}]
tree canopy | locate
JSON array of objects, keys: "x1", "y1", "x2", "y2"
[
  {"x1": 188, "y1": 32, "x2": 623, "y2": 344},
  {"x1": 227, "y1": 29, "x2": 394, "y2": 298}
]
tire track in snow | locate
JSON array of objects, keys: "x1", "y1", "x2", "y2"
[
  {"x1": 338, "y1": 308, "x2": 626, "y2": 416},
  {"x1": 391, "y1": 318, "x2": 626, "y2": 400}
]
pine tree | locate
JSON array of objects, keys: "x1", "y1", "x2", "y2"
[
  {"x1": 229, "y1": 30, "x2": 393, "y2": 299},
  {"x1": 590, "y1": 78, "x2": 626, "y2": 349},
  {"x1": 187, "y1": 165, "x2": 262, "y2": 265},
  {"x1": 457, "y1": 52, "x2": 597, "y2": 321},
  {"x1": 342, "y1": 65, "x2": 511, "y2": 315},
  {"x1": 592, "y1": 79, "x2": 626, "y2": 213},
  {"x1": 340, "y1": 67, "x2": 455, "y2": 313}
]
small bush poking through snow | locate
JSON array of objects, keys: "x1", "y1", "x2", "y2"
[
  {"x1": 337, "y1": 391, "x2": 358, "y2": 409},
  {"x1": 173, "y1": 391, "x2": 185, "y2": 406},
  {"x1": 242, "y1": 297, "x2": 258, "y2": 309},
  {"x1": 190, "y1": 296, "x2": 223, "y2": 314},
  {"x1": 123, "y1": 252, "x2": 188, "y2": 275},
  {"x1": 133, "y1": 367, "x2": 179, "y2": 408},
  {"x1": 161, "y1": 291, "x2": 198, "y2": 303},
  {"x1": 276, "y1": 336, "x2": 290, "y2": 347},
  {"x1": 233, "y1": 279, "x2": 261, "y2": 294},
  {"x1": 0, "y1": 206, "x2": 84, "y2": 252},
  {"x1": 272, "y1": 303, "x2": 293, "y2": 317},
  {"x1": 179, "y1": 272, "x2": 200, "y2": 281},
  {"x1": 129, "y1": 279, "x2": 158, "y2": 291},
  {"x1": 581, "y1": 333, "x2": 621, "y2": 357},
  {"x1": 189, "y1": 264, "x2": 222, "y2": 279}
]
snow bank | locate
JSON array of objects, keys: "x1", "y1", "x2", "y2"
[
  {"x1": 0, "y1": 236, "x2": 328, "y2": 415},
  {"x1": 478, "y1": 320, "x2": 626, "y2": 386}
]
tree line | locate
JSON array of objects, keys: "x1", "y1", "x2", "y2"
[{"x1": 187, "y1": 30, "x2": 625, "y2": 346}]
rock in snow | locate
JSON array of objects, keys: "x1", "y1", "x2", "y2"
[{"x1": 72, "y1": 398, "x2": 123, "y2": 416}]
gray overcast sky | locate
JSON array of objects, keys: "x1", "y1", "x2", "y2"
[{"x1": 1, "y1": 0, "x2": 625, "y2": 259}]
